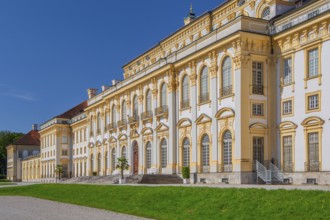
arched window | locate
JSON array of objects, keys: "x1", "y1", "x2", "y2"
[
  {"x1": 98, "y1": 153, "x2": 102, "y2": 175},
  {"x1": 105, "y1": 152, "x2": 108, "y2": 174},
  {"x1": 201, "y1": 134, "x2": 210, "y2": 168},
  {"x1": 183, "y1": 138, "x2": 190, "y2": 167},
  {"x1": 121, "y1": 100, "x2": 126, "y2": 120},
  {"x1": 146, "y1": 142, "x2": 152, "y2": 169},
  {"x1": 160, "y1": 83, "x2": 167, "y2": 107},
  {"x1": 223, "y1": 131, "x2": 232, "y2": 171},
  {"x1": 111, "y1": 105, "x2": 116, "y2": 123},
  {"x1": 133, "y1": 95, "x2": 139, "y2": 118},
  {"x1": 146, "y1": 90, "x2": 152, "y2": 112},
  {"x1": 90, "y1": 154, "x2": 94, "y2": 174},
  {"x1": 97, "y1": 113, "x2": 101, "y2": 132},
  {"x1": 200, "y1": 67, "x2": 209, "y2": 103},
  {"x1": 111, "y1": 149, "x2": 116, "y2": 172},
  {"x1": 261, "y1": 7, "x2": 270, "y2": 20},
  {"x1": 161, "y1": 139, "x2": 167, "y2": 168},
  {"x1": 122, "y1": 146, "x2": 127, "y2": 159},
  {"x1": 221, "y1": 57, "x2": 232, "y2": 97},
  {"x1": 181, "y1": 75, "x2": 189, "y2": 108}
]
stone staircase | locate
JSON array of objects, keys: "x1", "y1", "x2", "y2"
[
  {"x1": 61, "y1": 175, "x2": 143, "y2": 184},
  {"x1": 140, "y1": 174, "x2": 183, "y2": 184}
]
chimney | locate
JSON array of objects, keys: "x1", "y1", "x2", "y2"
[
  {"x1": 32, "y1": 124, "x2": 38, "y2": 131},
  {"x1": 184, "y1": 4, "x2": 196, "y2": 25},
  {"x1": 87, "y1": 88, "x2": 98, "y2": 99},
  {"x1": 101, "y1": 85, "x2": 110, "y2": 92},
  {"x1": 112, "y1": 80, "x2": 121, "y2": 86}
]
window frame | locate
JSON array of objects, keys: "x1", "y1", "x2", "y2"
[{"x1": 305, "y1": 91, "x2": 321, "y2": 113}]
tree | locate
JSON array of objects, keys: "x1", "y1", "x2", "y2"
[
  {"x1": 116, "y1": 157, "x2": 129, "y2": 180},
  {"x1": 0, "y1": 131, "x2": 24, "y2": 177},
  {"x1": 54, "y1": 164, "x2": 63, "y2": 182}
]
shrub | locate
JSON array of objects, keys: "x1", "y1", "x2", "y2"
[
  {"x1": 182, "y1": 167, "x2": 190, "y2": 179},
  {"x1": 92, "y1": 172, "x2": 97, "y2": 176}
]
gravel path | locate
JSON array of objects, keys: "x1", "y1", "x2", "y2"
[{"x1": 0, "y1": 196, "x2": 150, "y2": 220}]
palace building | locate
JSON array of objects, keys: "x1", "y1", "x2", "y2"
[{"x1": 15, "y1": 0, "x2": 330, "y2": 184}]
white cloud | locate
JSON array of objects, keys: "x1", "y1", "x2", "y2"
[{"x1": 0, "y1": 85, "x2": 37, "y2": 102}]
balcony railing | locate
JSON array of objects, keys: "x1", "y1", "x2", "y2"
[
  {"x1": 221, "y1": 85, "x2": 233, "y2": 97},
  {"x1": 181, "y1": 99, "x2": 190, "y2": 109},
  {"x1": 107, "y1": 123, "x2": 117, "y2": 132},
  {"x1": 155, "y1": 105, "x2": 168, "y2": 117},
  {"x1": 252, "y1": 85, "x2": 264, "y2": 95},
  {"x1": 305, "y1": 161, "x2": 319, "y2": 172},
  {"x1": 199, "y1": 92, "x2": 209, "y2": 104},
  {"x1": 128, "y1": 115, "x2": 139, "y2": 124},
  {"x1": 141, "y1": 111, "x2": 153, "y2": 121},
  {"x1": 117, "y1": 119, "x2": 128, "y2": 129}
]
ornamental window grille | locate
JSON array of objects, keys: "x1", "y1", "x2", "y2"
[
  {"x1": 122, "y1": 146, "x2": 127, "y2": 159},
  {"x1": 122, "y1": 100, "x2": 126, "y2": 120},
  {"x1": 308, "y1": 133, "x2": 319, "y2": 171},
  {"x1": 133, "y1": 95, "x2": 138, "y2": 117},
  {"x1": 262, "y1": 7, "x2": 270, "y2": 20},
  {"x1": 252, "y1": 62, "x2": 264, "y2": 95},
  {"x1": 146, "y1": 142, "x2": 152, "y2": 169},
  {"x1": 146, "y1": 90, "x2": 152, "y2": 112},
  {"x1": 200, "y1": 67, "x2": 209, "y2": 102},
  {"x1": 161, "y1": 139, "x2": 167, "y2": 168},
  {"x1": 308, "y1": 95, "x2": 319, "y2": 110},
  {"x1": 111, "y1": 106, "x2": 116, "y2": 123},
  {"x1": 283, "y1": 100, "x2": 292, "y2": 115},
  {"x1": 283, "y1": 58, "x2": 292, "y2": 85},
  {"x1": 252, "y1": 103, "x2": 264, "y2": 116},
  {"x1": 98, "y1": 153, "x2": 101, "y2": 175},
  {"x1": 223, "y1": 131, "x2": 232, "y2": 166},
  {"x1": 160, "y1": 83, "x2": 167, "y2": 107},
  {"x1": 111, "y1": 149, "x2": 116, "y2": 171},
  {"x1": 283, "y1": 136, "x2": 293, "y2": 172},
  {"x1": 202, "y1": 134, "x2": 210, "y2": 167},
  {"x1": 181, "y1": 75, "x2": 190, "y2": 108},
  {"x1": 308, "y1": 49, "x2": 319, "y2": 78},
  {"x1": 183, "y1": 138, "x2": 190, "y2": 167},
  {"x1": 221, "y1": 57, "x2": 232, "y2": 97},
  {"x1": 253, "y1": 137, "x2": 264, "y2": 164}
]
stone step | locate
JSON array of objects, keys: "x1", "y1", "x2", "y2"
[{"x1": 140, "y1": 174, "x2": 183, "y2": 184}]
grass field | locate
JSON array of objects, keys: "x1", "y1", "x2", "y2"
[
  {"x1": 0, "y1": 182, "x2": 16, "y2": 185},
  {"x1": 0, "y1": 184, "x2": 329, "y2": 220}
]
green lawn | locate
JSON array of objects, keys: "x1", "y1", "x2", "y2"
[
  {"x1": 0, "y1": 184, "x2": 329, "y2": 220},
  {"x1": 0, "y1": 182, "x2": 16, "y2": 185}
]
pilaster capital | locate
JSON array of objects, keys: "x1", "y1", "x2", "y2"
[{"x1": 233, "y1": 54, "x2": 250, "y2": 70}]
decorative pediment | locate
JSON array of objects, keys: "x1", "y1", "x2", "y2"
[
  {"x1": 155, "y1": 123, "x2": 169, "y2": 133},
  {"x1": 108, "y1": 136, "x2": 117, "y2": 143},
  {"x1": 279, "y1": 121, "x2": 298, "y2": 130},
  {"x1": 301, "y1": 117, "x2": 324, "y2": 127},
  {"x1": 177, "y1": 118, "x2": 192, "y2": 128},
  {"x1": 96, "y1": 141, "x2": 102, "y2": 147},
  {"x1": 196, "y1": 114, "x2": 212, "y2": 125},
  {"x1": 141, "y1": 127, "x2": 153, "y2": 136},
  {"x1": 215, "y1": 108, "x2": 235, "y2": 119},
  {"x1": 130, "y1": 129, "x2": 140, "y2": 139},
  {"x1": 102, "y1": 138, "x2": 108, "y2": 145},
  {"x1": 249, "y1": 123, "x2": 267, "y2": 130},
  {"x1": 118, "y1": 134, "x2": 128, "y2": 141},
  {"x1": 88, "y1": 142, "x2": 95, "y2": 148}
]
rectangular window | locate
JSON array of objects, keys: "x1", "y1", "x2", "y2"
[
  {"x1": 283, "y1": 58, "x2": 292, "y2": 85},
  {"x1": 308, "y1": 49, "x2": 318, "y2": 78},
  {"x1": 283, "y1": 100, "x2": 292, "y2": 115},
  {"x1": 252, "y1": 103, "x2": 264, "y2": 116},
  {"x1": 283, "y1": 136, "x2": 293, "y2": 172},
  {"x1": 308, "y1": 94, "x2": 319, "y2": 110},
  {"x1": 62, "y1": 135, "x2": 68, "y2": 144},
  {"x1": 253, "y1": 137, "x2": 264, "y2": 165},
  {"x1": 252, "y1": 62, "x2": 264, "y2": 95},
  {"x1": 62, "y1": 150, "x2": 68, "y2": 156}
]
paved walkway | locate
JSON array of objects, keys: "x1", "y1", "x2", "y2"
[{"x1": 0, "y1": 196, "x2": 149, "y2": 220}]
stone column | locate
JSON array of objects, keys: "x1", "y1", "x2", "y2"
[
  {"x1": 210, "y1": 51, "x2": 219, "y2": 173},
  {"x1": 168, "y1": 68, "x2": 177, "y2": 174},
  {"x1": 138, "y1": 94, "x2": 144, "y2": 174},
  {"x1": 152, "y1": 88, "x2": 158, "y2": 172}
]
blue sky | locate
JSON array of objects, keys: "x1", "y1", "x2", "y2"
[{"x1": 0, "y1": 0, "x2": 223, "y2": 133}]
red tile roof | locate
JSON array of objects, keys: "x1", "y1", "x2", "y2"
[
  {"x1": 56, "y1": 101, "x2": 87, "y2": 119},
  {"x1": 13, "y1": 130, "x2": 40, "y2": 146}
]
